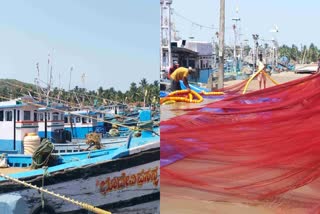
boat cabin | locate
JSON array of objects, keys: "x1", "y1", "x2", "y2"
[
  {"x1": 37, "y1": 105, "x2": 66, "y2": 143},
  {"x1": 104, "y1": 104, "x2": 127, "y2": 115},
  {"x1": 0, "y1": 97, "x2": 38, "y2": 153},
  {"x1": 64, "y1": 110, "x2": 98, "y2": 139}
]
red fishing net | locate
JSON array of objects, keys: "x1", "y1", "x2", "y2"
[
  {"x1": 161, "y1": 73, "x2": 320, "y2": 210},
  {"x1": 214, "y1": 79, "x2": 249, "y2": 94}
]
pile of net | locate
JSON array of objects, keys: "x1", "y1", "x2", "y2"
[
  {"x1": 86, "y1": 133, "x2": 102, "y2": 150},
  {"x1": 31, "y1": 138, "x2": 54, "y2": 169},
  {"x1": 161, "y1": 73, "x2": 320, "y2": 209}
]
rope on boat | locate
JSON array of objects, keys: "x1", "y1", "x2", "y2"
[
  {"x1": 41, "y1": 166, "x2": 49, "y2": 210},
  {"x1": 0, "y1": 173, "x2": 112, "y2": 214},
  {"x1": 31, "y1": 139, "x2": 54, "y2": 169}
]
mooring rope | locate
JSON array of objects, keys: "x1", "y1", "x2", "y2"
[{"x1": 0, "y1": 173, "x2": 112, "y2": 214}]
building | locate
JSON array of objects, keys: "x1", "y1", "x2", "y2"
[{"x1": 171, "y1": 40, "x2": 216, "y2": 84}]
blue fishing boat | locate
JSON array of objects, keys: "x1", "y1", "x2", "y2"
[
  {"x1": 0, "y1": 110, "x2": 160, "y2": 214},
  {"x1": 64, "y1": 110, "x2": 99, "y2": 139},
  {"x1": 0, "y1": 96, "x2": 133, "y2": 156}
]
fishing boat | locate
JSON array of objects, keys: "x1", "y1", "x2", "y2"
[
  {"x1": 0, "y1": 96, "x2": 131, "y2": 155},
  {"x1": 37, "y1": 105, "x2": 68, "y2": 144},
  {"x1": 0, "y1": 110, "x2": 160, "y2": 214}
]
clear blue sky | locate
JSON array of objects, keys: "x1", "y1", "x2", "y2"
[
  {"x1": 172, "y1": 0, "x2": 319, "y2": 48},
  {"x1": 0, "y1": 0, "x2": 158, "y2": 92}
]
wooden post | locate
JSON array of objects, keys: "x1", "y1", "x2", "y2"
[{"x1": 218, "y1": 0, "x2": 225, "y2": 89}]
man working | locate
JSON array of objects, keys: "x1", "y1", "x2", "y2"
[
  {"x1": 257, "y1": 53, "x2": 266, "y2": 89},
  {"x1": 170, "y1": 66, "x2": 194, "y2": 91},
  {"x1": 167, "y1": 61, "x2": 180, "y2": 79}
]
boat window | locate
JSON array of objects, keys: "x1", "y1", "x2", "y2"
[
  {"x1": 47, "y1": 112, "x2": 50, "y2": 120},
  {"x1": 88, "y1": 117, "x2": 92, "y2": 123},
  {"x1": 24, "y1": 111, "x2": 31, "y2": 121},
  {"x1": 39, "y1": 113, "x2": 44, "y2": 121},
  {"x1": 34, "y1": 111, "x2": 37, "y2": 121},
  {"x1": 17, "y1": 110, "x2": 20, "y2": 121},
  {"x1": 64, "y1": 116, "x2": 68, "y2": 123},
  {"x1": 0, "y1": 110, "x2": 3, "y2": 121},
  {"x1": 82, "y1": 117, "x2": 87, "y2": 123},
  {"x1": 92, "y1": 117, "x2": 97, "y2": 123},
  {"x1": 5, "y1": 111, "x2": 12, "y2": 121},
  {"x1": 53, "y1": 112, "x2": 59, "y2": 121},
  {"x1": 60, "y1": 113, "x2": 64, "y2": 121},
  {"x1": 76, "y1": 117, "x2": 80, "y2": 123}
]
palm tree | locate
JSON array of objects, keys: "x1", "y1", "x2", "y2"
[
  {"x1": 290, "y1": 44, "x2": 299, "y2": 62},
  {"x1": 309, "y1": 43, "x2": 318, "y2": 63},
  {"x1": 139, "y1": 78, "x2": 148, "y2": 88},
  {"x1": 128, "y1": 82, "x2": 139, "y2": 102},
  {"x1": 97, "y1": 86, "x2": 104, "y2": 97}
]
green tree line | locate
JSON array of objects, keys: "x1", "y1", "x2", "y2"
[
  {"x1": 0, "y1": 78, "x2": 159, "y2": 107},
  {"x1": 278, "y1": 43, "x2": 320, "y2": 63}
]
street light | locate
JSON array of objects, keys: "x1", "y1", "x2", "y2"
[
  {"x1": 232, "y1": 17, "x2": 240, "y2": 76},
  {"x1": 252, "y1": 34, "x2": 259, "y2": 71}
]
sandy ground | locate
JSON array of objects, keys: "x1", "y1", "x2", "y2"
[
  {"x1": 225, "y1": 72, "x2": 310, "y2": 90},
  {"x1": 161, "y1": 72, "x2": 316, "y2": 214}
]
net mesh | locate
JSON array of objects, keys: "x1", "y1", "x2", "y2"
[{"x1": 161, "y1": 73, "x2": 320, "y2": 210}]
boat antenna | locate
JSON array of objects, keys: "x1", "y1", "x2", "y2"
[
  {"x1": 69, "y1": 66, "x2": 73, "y2": 91},
  {"x1": 81, "y1": 73, "x2": 86, "y2": 107},
  {"x1": 57, "y1": 72, "x2": 62, "y2": 101},
  {"x1": 35, "y1": 62, "x2": 42, "y2": 101},
  {"x1": 46, "y1": 53, "x2": 53, "y2": 106}
]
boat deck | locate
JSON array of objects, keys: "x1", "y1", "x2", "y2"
[{"x1": 0, "y1": 167, "x2": 31, "y2": 175}]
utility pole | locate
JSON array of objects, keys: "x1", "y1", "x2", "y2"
[
  {"x1": 160, "y1": 0, "x2": 173, "y2": 74},
  {"x1": 218, "y1": 0, "x2": 225, "y2": 89}
]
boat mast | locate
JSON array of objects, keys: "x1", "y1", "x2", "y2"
[
  {"x1": 35, "y1": 62, "x2": 42, "y2": 102},
  {"x1": 47, "y1": 55, "x2": 53, "y2": 106},
  {"x1": 68, "y1": 66, "x2": 73, "y2": 92}
]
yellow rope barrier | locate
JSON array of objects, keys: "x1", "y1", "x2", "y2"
[{"x1": 0, "y1": 173, "x2": 111, "y2": 214}]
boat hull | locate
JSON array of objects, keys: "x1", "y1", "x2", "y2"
[{"x1": 0, "y1": 145, "x2": 160, "y2": 214}]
